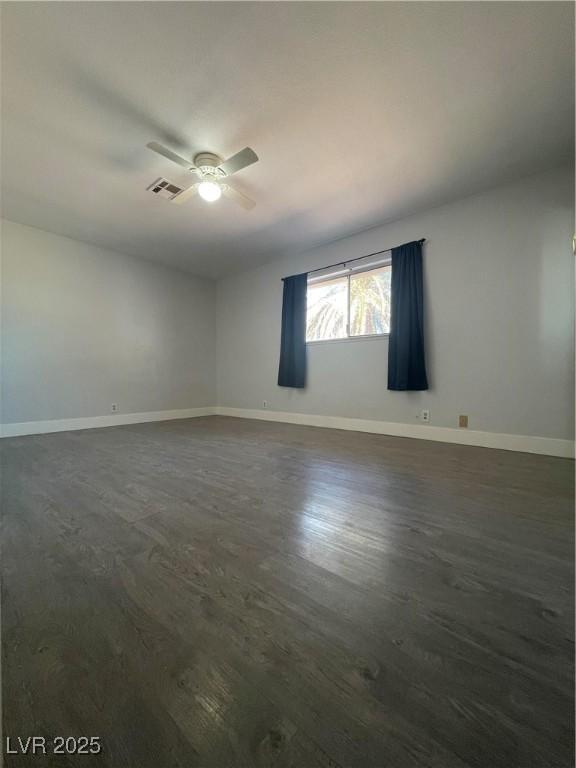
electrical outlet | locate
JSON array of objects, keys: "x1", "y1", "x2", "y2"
[
  {"x1": 263, "y1": 400, "x2": 268, "y2": 409},
  {"x1": 459, "y1": 414, "x2": 468, "y2": 428},
  {"x1": 420, "y1": 409, "x2": 430, "y2": 423},
  {"x1": 111, "y1": 404, "x2": 118, "y2": 413}
]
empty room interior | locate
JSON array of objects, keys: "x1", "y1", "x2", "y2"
[{"x1": 1, "y1": 2, "x2": 574, "y2": 766}]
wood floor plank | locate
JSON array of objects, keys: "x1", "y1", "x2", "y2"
[{"x1": 2, "y1": 417, "x2": 573, "y2": 767}]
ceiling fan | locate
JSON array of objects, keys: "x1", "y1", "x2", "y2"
[{"x1": 146, "y1": 141, "x2": 258, "y2": 210}]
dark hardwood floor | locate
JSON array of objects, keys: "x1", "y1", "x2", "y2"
[{"x1": 2, "y1": 416, "x2": 574, "y2": 767}]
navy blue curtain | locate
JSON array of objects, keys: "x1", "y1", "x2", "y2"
[
  {"x1": 388, "y1": 241, "x2": 428, "y2": 391},
  {"x1": 278, "y1": 273, "x2": 307, "y2": 388}
]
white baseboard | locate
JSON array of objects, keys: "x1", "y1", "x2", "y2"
[
  {"x1": 214, "y1": 407, "x2": 574, "y2": 459},
  {"x1": 2, "y1": 405, "x2": 572, "y2": 458},
  {"x1": 0, "y1": 407, "x2": 215, "y2": 438}
]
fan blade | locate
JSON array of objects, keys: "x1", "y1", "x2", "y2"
[
  {"x1": 218, "y1": 147, "x2": 258, "y2": 176},
  {"x1": 147, "y1": 141, "x2": 194, "y2": 170},
  {"x1": 223, "y1": 184, "x2": 256, "y2": 210},
  {"x1": 172, "y1": 184, "x2": 198, "y2": 205}
]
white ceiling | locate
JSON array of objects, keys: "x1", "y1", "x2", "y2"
[{"x1": 2, "y1": 2, "x2": 573, "y2": 278}]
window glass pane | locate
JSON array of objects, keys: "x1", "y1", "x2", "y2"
[
  {"x1": 349, "y1": 265, "x2": 391, "y2": 336},
  {"x1": 306, "y1": 276, "x2": 348, "y2": 341}
]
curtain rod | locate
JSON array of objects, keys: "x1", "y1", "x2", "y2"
[{"x1": 282, "y1": 239, "x2": 426, "y2": 281}]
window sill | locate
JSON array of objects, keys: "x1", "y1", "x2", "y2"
[{"x1": 307, "y1": 334, "x2": 389, "y2": 346}]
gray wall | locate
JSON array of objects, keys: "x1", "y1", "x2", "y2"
[
  {"x1": 1, "y1": 220, "x2": 216, "y2": 424},
  {"x1": 3, "y1": 166, "x2": 573, "y2": 439},
  {"x1": 216, "y1": 167, "x2": 575, "y2": 440}
]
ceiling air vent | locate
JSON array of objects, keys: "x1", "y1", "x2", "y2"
[{"x1": 146, "y1": 177, "x2": 183, "y2": 200}]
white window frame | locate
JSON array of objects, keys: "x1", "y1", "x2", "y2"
[{"x1": 306, "y1": 257, "x2": 392, "y2": 345}]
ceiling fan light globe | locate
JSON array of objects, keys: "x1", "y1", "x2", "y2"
[{"x1": 198, "y1": 181, "x2": 222, "y2": 203}]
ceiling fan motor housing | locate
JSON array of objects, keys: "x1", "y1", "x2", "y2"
[{"x1": 194, "y1": 152, "x2": 225, "y2": 178}]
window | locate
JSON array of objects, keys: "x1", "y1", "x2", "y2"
[
  {"x1": 306, "y1": 261, "x2": 391, "y2": 342},
  {"x1": 306, "y1": 275, "x2": 348, "y2": 342}
]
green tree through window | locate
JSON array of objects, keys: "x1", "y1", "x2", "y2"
[{"x1": 306, "y1": 264, "x2": 391, "y2": 342}]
